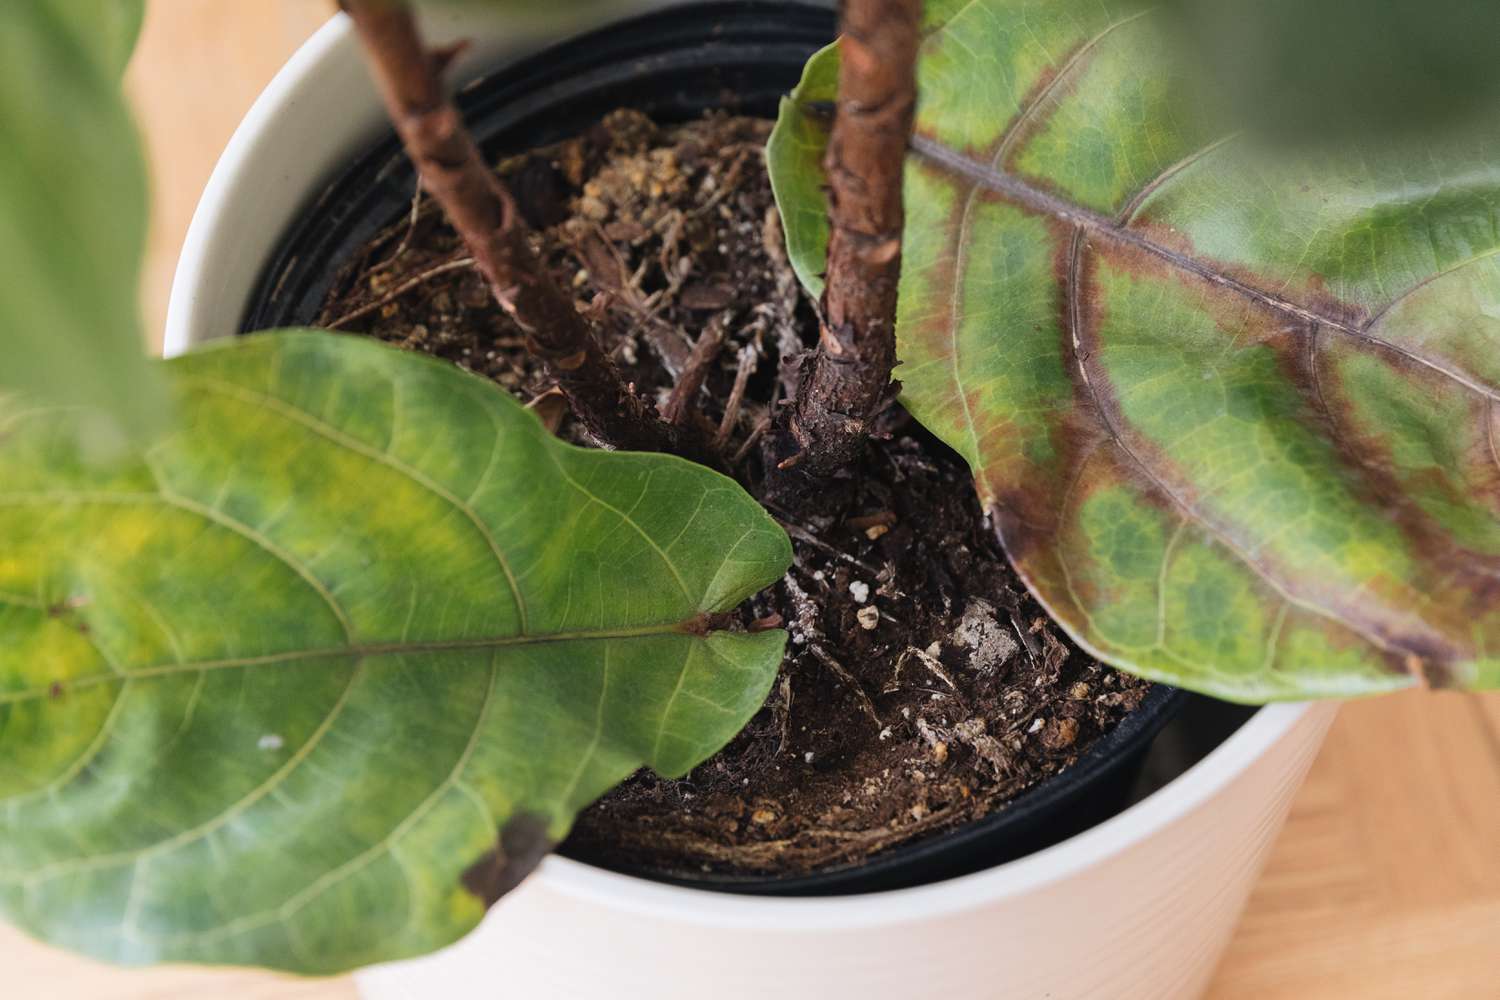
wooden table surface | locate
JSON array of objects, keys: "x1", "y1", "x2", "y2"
[{"x1": 10, "y1": 5, "x2": 1500, "y2": 998}]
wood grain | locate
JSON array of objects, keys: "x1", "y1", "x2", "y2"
[
  {"x1": 1207, "y1": 690, "x2": 1500, "y2": 1000},
  {"x1": 7, "y1": 4, "x2": 1498, "y2": 997}
]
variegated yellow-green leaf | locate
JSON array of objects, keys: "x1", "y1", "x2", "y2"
[
  {"x1": 0, "y1": 0, "x2": 162, "y2": 448},
  {"x1": 769, "y1": 0, "x2": 1500, "y2": 701},
  {"x1": 0, "y1": 331, "x2": 790, "y2": 973}
]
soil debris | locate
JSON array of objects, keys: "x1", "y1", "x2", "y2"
[{"x1": 318, "y1": 109, "x2": 1151, "y2": 878}]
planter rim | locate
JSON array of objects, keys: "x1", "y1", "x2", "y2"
[
  {"x1": 535, "y1": 700, "x2": 1311, "y2": 926},
  {"x1": 164, "y1": 4, "x2": 1318, "y2": 929},
  {"x1": 165, "y1": 13, "x2": 350, "y2": 360}
]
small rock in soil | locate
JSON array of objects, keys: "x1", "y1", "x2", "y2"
[{"x1": 950, "y1": 597, "x2": 1019, "y2": 676}]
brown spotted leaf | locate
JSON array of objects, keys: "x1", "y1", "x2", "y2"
[{"x1": 769, "y1": 0, "x2": 1500, "y2": 700}]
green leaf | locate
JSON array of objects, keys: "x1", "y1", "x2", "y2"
[
  {"x1": 1160, "y1": 0, "x2": 1500, "y2": 145},
  {"x1": 766, "y1": 41, "x2": 837, "y2": 300},
  {"x1": 0, "y1": 331, "x2": 790, "y2": 973},
  {"x1": 49, "y1": 0, "x2": 147, "y2": 79},
  {"x1": 769, "y1": 0, "x2": 1500, "y2": 701},
  {"x1": 0, "y1": 1, "x2": 162, "y2": 451}
]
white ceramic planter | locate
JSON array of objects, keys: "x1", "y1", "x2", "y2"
[{"x1": 165, "y1": 5, "x2": 1338, "y2": 998}]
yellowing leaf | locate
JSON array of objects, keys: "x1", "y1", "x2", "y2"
[{"x1": 0, "y1": 331, "x2": 790, "y2": 972}]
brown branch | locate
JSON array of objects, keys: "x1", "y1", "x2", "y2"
[
  {"x1": 732, "y1": 414, "x2": 772, "y2": 466},
  {"x1": 661, "y1": 315, "x2": 727, "y2": 427},
  {"x1": 715, "y1": 344, "x2": 759, "y2": 450},
  {"x1": 339, "y1": 0, "x2": 713, "y2": 461},
  {"x1": 767, "y1": 0, "x2": 920, "y2": 488}
]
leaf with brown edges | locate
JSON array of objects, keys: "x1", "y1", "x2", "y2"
[{"x1": 769, "y1": 0, "x2": 1500, "y2": 700}]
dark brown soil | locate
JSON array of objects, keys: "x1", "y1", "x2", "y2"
[{"x1": 316, "y1": 110, "x2": 1151, "y2": 878}]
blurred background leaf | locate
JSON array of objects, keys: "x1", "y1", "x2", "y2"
[
  {"x1": 48, "y1": 0, "x2": 146, "y2": 80},
  {"x1": 1162, "y1": 0, "x2": 1500, "y2": 146},
  {"x1": 0, "y1": 0, "x2": 163, "y2": 453}
]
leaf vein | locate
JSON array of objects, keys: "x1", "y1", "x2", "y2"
[
  {"x1": 910, "y1": 136, "x2": 1500, "y2": 405},
  {"x1": 152, "y1": 488, "x2": 356, "y2": 642},
  {"x1": 137, "y1": 649, "x2": 503, "y2": 949},
  {"x1": 180, "y1": 375, "x2": 530, "y2": 633},
  {"x1": 18, "y1": 661, "x2": 367, "y2": 886},
  {"x1": 1063, "y1": 227, "x2": 1416, "y2": 665},
  {"x1": 542, "y1": 446, "x2": 694, "y2": 605}
]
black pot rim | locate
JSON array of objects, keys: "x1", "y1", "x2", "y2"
[
  {"x1": 241, "y1": 0, "x2": 1193, "y2": 898},
  {"x1": 587, "y1": 683, "x2": 1188, "y2": 895}
]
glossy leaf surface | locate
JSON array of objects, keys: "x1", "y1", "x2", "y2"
[
  {"x1": 0, "y1": 332, "x2": 790, "y2": 972},
  {"x1": 770, "y1": 0, "x2": 1500, "y2": 700}
]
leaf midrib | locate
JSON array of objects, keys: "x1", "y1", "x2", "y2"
[
  {"x1": 907, "y1": 134, "x2": 1500, "y2": 404},
  {"x1": 0, "y1": 620, "x2": 714, "y2": 706}
]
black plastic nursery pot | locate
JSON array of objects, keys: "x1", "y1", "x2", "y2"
[{"x1": 241, "y1": 0, "x2": 1191, "y2": 896}]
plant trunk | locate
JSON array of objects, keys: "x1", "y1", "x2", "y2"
[
  {"x1": 340, "y1": 0, "x2": 714, "y2": 462},
  {"x1": 766, "y1": 0, "x2": 920, "y2": 494}
]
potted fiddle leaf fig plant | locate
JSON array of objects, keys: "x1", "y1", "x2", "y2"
[{"x1": 3, "y1": 0, "x2": 1497, "y2": 997}]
